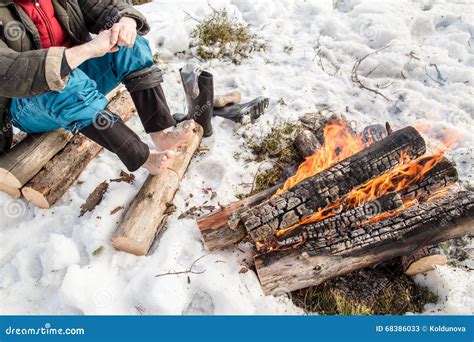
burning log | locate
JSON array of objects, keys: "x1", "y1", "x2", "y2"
[
  {"x1": 111, "y1": 121, "x2": 203, "y2": 256},
  {"x1": 198, "y1": 183, "x2": 282, "y2": 251},
  {"x1": 401, "y1": 245, "x2": 447, "y2": 276},
  {"x1": 255, "y1": 190, "x2": 474, "y2": 295},
  {"x1": 276, "y1": 193, "x2": 404, "y2": 246},
  {"x1": 241, "y1": 126, "x2": 426, "y2": 242},
  {"x1": 275, "y1": 156, "x2": 458, "y2": 248},
  {"x1": 21, "y1": 92, "x2": 136, "y2": 208}
]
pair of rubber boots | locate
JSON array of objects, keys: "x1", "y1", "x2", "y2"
[{"x1": 174, "y1": 68, "x2": 270, "y2": 137}]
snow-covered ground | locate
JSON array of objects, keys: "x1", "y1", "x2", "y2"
[{"x1": 0, "y1": 0, "x2": 473, "y2": 315}]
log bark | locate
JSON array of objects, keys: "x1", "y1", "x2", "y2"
[
  {"x1": 294, "y1": 129, "x2": 321, "y2": 158},
  {"x1": 0, "y1": 130, "x2": 73, "y2": 188},
  {"x1": 401, "y1": 245, "x2": 447, "y2": 276},
  {"x1": 255, "y1": 190, "x2": 474, "y2": 294},
  {"x1": 21, "y1": 92, "x2": 136, "y2": 208},
  {"x1": 111, "y1": 120, "x2": 203, "y2": 256},
  {"x1": 0, "y1": 87, "x2": 124, "y2": 191},
  {"x1": 241, "y1": 126, "x2": 426, "y2": 242},
  {"x1": 198, "y1": 183, "x2": 282, "y2": 251}
]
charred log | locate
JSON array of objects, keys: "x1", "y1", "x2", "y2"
[
  {"x1": 255, "y1": 190, "x2": 474, "y2": 294},
  {"x1": 241, "y1": 126, "x2": 426, "y2": 242}
]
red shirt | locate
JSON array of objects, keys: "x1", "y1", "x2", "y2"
[{"x1": 16, "y1": 0, "x2": 71, "y2": 48}]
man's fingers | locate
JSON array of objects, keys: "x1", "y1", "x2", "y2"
[
  {"x1": 129, "y1": 31, "x2": 137, "y2": 47},
  {"x1": 110, "y1": 24, "x2": 120, "y2": 45}
]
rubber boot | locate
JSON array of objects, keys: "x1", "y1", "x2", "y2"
[
  {"x1": 213, "y1": 96, "x2": 269, "y2": 123},
  {"x1": 80, "y1": 110, "x2": 150, "y2": 172},
  {"x1": 124, "y1": 66, "x2": 177, "y2": 133},
  {"x1": 180, "y1": 69, "x2": 214, "y2": 137}
]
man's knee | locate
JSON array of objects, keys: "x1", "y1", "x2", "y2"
[
  {"x1": 115, "y1": 35, "x2": 154, "y2": 81},
  {"x1": 12, "y1": 69, "x2": 108, "y2": 133}
]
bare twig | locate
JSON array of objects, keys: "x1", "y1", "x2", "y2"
[
  {"x1": 183, "y1": 10, "x2": 201, "y2": 23},
  {"x1": 351, "y1": 46, "x2": 391, "y2": 101},
  {"x1": 154, "y1": 254, "x2": 210, "y2": 278}
]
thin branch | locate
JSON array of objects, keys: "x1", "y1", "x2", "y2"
[
  {"x1": 183, "y1": 10, "x2": 201, "y2": 23},
  {"x1": 351, "y1": 46, "x2": 391, "y2": 101},
  {"x1": 154, "y1": 254, "x2": 210, "y2": 278}
]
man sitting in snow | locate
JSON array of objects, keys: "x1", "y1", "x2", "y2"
[{"x1": 0, "y1": 0, "x2": 192, "y2": 174}]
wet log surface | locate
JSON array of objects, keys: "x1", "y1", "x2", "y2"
[
  {"x1": 241, "y1": 127, "x2": 427, "y2": 242},
  {"x1": 255, "y1": 190, "x2": 474, "y2": 294}
]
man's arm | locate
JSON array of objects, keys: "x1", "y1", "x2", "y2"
[
  {"x1": 78, "y1": 0, "x2": 150, "y2": 36},
  {"x1": 0, "y1": 40, "x2": 65, "y2": 98},
  {"x1": 0, "y1": 31, "x2": 117, "y2": 99}
]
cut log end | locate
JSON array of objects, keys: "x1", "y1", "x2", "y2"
[
  {"x1": 0, "y1": 182, "x2": 21, "y2": 199},
  {"x1": 0, "y1": 169, "x2": 21, "y2": 189},
  {"x1": 21, "y1": 187, "x2": 51, "y2": 209},
  {"x1": 403, "y1": 254, "x2": 447, "y2": 276},
  {"x1": 111, "y1": 236, "x2": 148, "y2": 256}
]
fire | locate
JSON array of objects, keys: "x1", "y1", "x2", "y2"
[
  {"x1": 276, "y1": 152, "x2": 446, "y2": 238},
  {"x1": 272, "y1": 118, "x2": 462, "y2": 248},
  {"x1": 275, "y1": 120, "x2": 366, "y2": 196}
]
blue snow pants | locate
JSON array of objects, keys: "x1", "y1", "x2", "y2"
[{"x1": 11, "y1": 36, "x2": 154, "y2": 133}]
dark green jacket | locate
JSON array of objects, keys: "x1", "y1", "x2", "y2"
[{"x1": 0, "y1": 0, "x2": 150, "y2": 151}]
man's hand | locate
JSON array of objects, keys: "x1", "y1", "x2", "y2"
[
  {"x1": 65, "y1": 30, "x2": 118, "y2": 70},
  {"x1": 110, "y1": 17, "x2": 138, "y2": 48}
]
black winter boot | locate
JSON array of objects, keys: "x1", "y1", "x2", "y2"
[
  {"x1": 179, "y1": 69, "x2": 214, "y2": 137},
  {"x1": 124, "y1": 66, "x2": 177, "y2": 133},
  {"x1": 80, "y1": 110, "x2": 150, "y2": 172},
  {"x1": 213, "y1": 96, "x2": 269, "y2": 123}
]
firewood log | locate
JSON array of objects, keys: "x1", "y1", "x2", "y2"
[
  {"x1": 275, "y1": 157, "x2": 459, "y2": 245},
  {"x1": 294, "y1": 129, "x2": 321, "y2": 158},
  {"x1": 401, "y1": 245, "x2": 447, "y2": 276},
  {"x1": 0, "y1": 130, "x2": 73, "y2": 188},
  {"x1": 21, "y1": 92, "x2": 135, "y2": 208},
  {"x1": 0, "y1": 87, "x2": 124, "y2": 192},
  {"x1": 0, "y1": 182, "x2": 21, "y2": 199},
  {"x1": 241, "y1": 126, "x2": 426, "y2": 242},
  {"x1": 255, "y1": 190, "x2": 474, "y2": 294},
  {"x1": 198, "y1": 184, "x2": 282, "y2": 251},
  {"x1": 111, "y1": 121, "x2": 203, "y2": 256}
]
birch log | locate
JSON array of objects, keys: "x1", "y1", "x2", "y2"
[{"x1": 111, "y1": 120, "x2": 203, "y2": 256}]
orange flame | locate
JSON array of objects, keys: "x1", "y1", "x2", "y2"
[
  {"x1": 274, "y1": 120, "x2": 462, "y2": 241},
  {"x1": 275, "y1": 121, "x2": 366, "y2": 196},
  {"x1": 276, "y1": 152, "x2": 446, "y2": 238}
]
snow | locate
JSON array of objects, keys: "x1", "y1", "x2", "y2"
[{"x1": 0, "y1": 0, "x2": 473, "y2": 315}]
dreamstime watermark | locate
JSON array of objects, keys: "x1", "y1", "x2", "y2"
[
  {"x1": 92, "y1": 110, "x2": 117, "y2": 131},
  {"x1": 365, "y1": 199, "x2": 382, "y2": 217},
  {"x1": 358, "y1": 19, "x2": 380, "y2": 42},
  {"x1": 3, "y1": 199, "x2": 27, "y2": 219},
  {"x1": 93, "y1": 287, "x2": 114, "y2": 308},
  {"x1": 4, "y1": 322, "x2": 85, "y2": 336},
  {"x1": 3, "y1": 21, "x2": 26, "y2": 41}
]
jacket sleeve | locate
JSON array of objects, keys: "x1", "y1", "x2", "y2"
[
  {"x1": 0, "y1": 40, "x2": 68, "y2": 98},
  {"x1": 78, "y1": 0, "x2": 150, "y2": 35}
]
